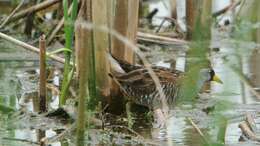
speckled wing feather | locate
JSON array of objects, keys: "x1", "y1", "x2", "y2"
[{"x1": 115, "y1": 67, "x2": 184, "y2": 109}]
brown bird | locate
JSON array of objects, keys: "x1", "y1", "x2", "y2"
[
  {"x1": 109, "y1": 55, "x2": 223, "y2": 127},
  {"x1": 110, "y1": 57, "x2": 222, "y2": 109}
]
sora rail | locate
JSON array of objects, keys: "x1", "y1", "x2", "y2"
[{"x1": 110, "y1": 57, "x2": 223, "y2": 110}]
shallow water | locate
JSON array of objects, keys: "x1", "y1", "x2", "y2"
[
  {"x1": 1, "y1": 0, "x2": 260, "y2": 146},
  {"x1": 145, "y1": 0, "x2": 260, "y2": 146}
]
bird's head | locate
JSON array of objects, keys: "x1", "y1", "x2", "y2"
[{"x1": 199, "y1": 68, "x2": 223, "y2": 84}]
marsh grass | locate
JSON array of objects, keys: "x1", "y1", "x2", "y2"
[{"x1": 60, "y1": 0, "x2": 78, "y2": 106}]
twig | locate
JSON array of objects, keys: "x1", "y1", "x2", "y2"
[
  {"x1": 107, "y1": 125, "x2": 143, "y2": 138},
  {"x1": 2, "y1": 137, "x2": 39, "y2": 145},
  {"x1": 154, "y1": 16, "x2": 185, "y2": 36},
  {"x1": 0, "y1": 32, "x2": 65, "y2": 64},
  {"x1": 47, "y1": 4, "x2": 73, "y2": 45},
  {"x1": 137, "y1": 31, "x2": 187, "y2": 46},
  {"x1": 5, "y1": 0, "x2": 61, "y2": 25},
  {"x1": 187, "y1": 117, "x2": 209, "y2": 144},
  {"x1": 212, "y1": 0, "x2": 241, "y2": 17},
  {"x1": 108, "y1": 73, "x2": 132, "y2": 99},
  {"x1": 245, "y1": 113, "x2": 257, "y2": 133},
  {"x1": 155, "y1": 18, "x2": 166, "y2": 33},
  {"x1": 106, "y1": 127, "x2": 160, "y2": 146},
  {"x1": 0, "y1": 0, "x2": 25, "y2": 28},
  {"x1": 239, "y1": 121, "x2": 260, "y2": 141},
  {"x1": 47, "y1": 83, "x2": 60, "y2": 95},
  {"x1": 41, "y1": 123, "x2": 76, "y2": 144}
]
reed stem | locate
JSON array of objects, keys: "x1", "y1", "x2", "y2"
[{"x1": 39, "y1": 35, "x2": 47, "y2": 112}]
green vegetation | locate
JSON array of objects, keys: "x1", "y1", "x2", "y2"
[{"x1": 60, "y1": 0, "x2": 78, "y2": 106}]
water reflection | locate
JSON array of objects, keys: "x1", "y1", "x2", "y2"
[
  {"x1": 0, "y1": 61, "x2": 63, "y2": 146},
  {"x1": 166, "y1": 117, "x2": 186, "y2": 144},
  {"x1": 211, "y1": 48, "x2": 246, "y2": 104}
]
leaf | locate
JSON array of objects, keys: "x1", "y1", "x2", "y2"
[
  {"x1": 46, "y1": 48, "x2": 72, "y2": 56},
  {"x1": 71, "y1": 0, "x2": 78, "y2": 21}
]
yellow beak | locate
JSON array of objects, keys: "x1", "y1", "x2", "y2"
[{"x1": 213, "y1": 75, "x2": 223, "y2": 84}]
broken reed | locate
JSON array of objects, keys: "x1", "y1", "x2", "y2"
[
  {"x1": 39, "y1": 35, "x2": 47, "y2": 112},
  {"x1": 60, "y1": 0, "x2": 78, "y2": 106}
]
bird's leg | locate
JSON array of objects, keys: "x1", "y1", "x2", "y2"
[
  {"x1": 126, "y1": 102, "x2": 134, "y2": 128},
  {"x1": 153, "y1": 108, "x2": 167, "y2": 128}
]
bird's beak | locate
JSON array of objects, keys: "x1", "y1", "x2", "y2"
[{"x1": 213, "y1": 75, "x2": 223, "y2": 84}]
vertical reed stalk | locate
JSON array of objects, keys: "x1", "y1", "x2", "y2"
[
  {"x1": 110, "y1": 0, "x2": 139, "y2": 102},
  {"x1": 60, "y1": 0, "x2": 78, "y2": 106},
  {"x1": 76, "y1": 0, "x2": 98, "y2": 110},
  {"x1": 170, "y1": 0, "x2": 177, "y2": 19},
  {"x1": 107, "y1": 0, "x2": 115, "y2": 51},
  {"x1": 75, "y1": 22, "x2": 87, "y2": 146},
  {"x1": 112, "y1": 0, "x2": 129, "y2": 60},
  {"x1": 126, "y1": 0, "x2": 139, "y2": 62},
  {"x1": 112, "y1": 0, "x2": 138, "y2": 63},
  {"x1": 186, "y1": 0, "x2": 196, "y2": 40},
  {"x1": 76, "y1": 0, "x2": 93, "y2": 144},
  {"x1": 181, "y1": 0, "x2": 212, "y2": 101},
  {"x1": 39, "y1": 35, "x2": 47, "y2": 112},
  {"x1": 92, "y1": 0, "x2": 111, "y2": 101}
]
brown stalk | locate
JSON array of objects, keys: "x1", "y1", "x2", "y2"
[
  {"x1": 39, "y1": 35, "x2": 47, "y2": 112},
  {"x1": 239, "y1": 121, "x2": 260, "y2": 141}
]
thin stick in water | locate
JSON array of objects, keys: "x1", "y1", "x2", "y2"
[
  {"x1": 39, "y1": 35, "x2": 47, "y2": 112},
  {"x1": 187, "y1": 117, "x2": 209, "y2": 144}
]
